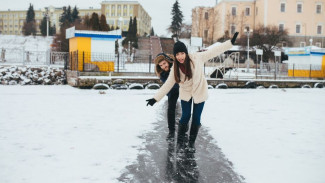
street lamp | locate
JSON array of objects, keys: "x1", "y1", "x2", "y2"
[
  {"x1": 245, "y1": 28, "x2": 253, "y2": 72},
  {"x1": 43, "y1": 7, "x2": 54, "y2": 37}
]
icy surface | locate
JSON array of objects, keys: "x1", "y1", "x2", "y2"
[{"x1": 0, "y1": 86, "x2": 325, "y2": 183}]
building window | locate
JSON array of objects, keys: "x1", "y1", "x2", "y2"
[
  {"x1": 316, "y1": 4, "x2": 322, "y2": 14},
  {"x1": 106, "y1": 5, "x2": 110, "y2": 9},
  {"x1": 205, "y1": 12, "x2": 208, "y2": 19},
  {"x1": 245, "y1": 7, "x2": 250, "y2": 16},
  {"x1": 204, "y1": 30, "x2": 208, "y2": 39},
  {"x1": 296, "y1": 24, "x2": 301, "y2": 33},
  {"x1": 279, "y1": 24, "x2": 284, "y2": 31},
  {"x1": 231, "y1": 25, "x2": 236, "y2": 34},
  {"x1": 123, "y1": 5, "x2": 127, "y2": 10},
  {"x1": 297, "y1": 3, "x2": 302, "y2": 13},
  {"x1": 232, "y1": 7, "x2": 237, "y2": 16},
  {"x1": 300, "y1": 42, "x2": 306, "y2": 47},
  {"x1": 317, "y1": 25, "x2": 322, "y2": 34},
  {"x1": 280, "y1": 3, "x2": 286, "y2": 12},
  {"x1": 118, "y1": 5, "x2": 121, "y2": 9},
  {"x1": 315, "y1": 42, "x2": 322, "y2": 47}
]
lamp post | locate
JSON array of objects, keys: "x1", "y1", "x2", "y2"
[
  {"x1": 43, "y1": 7, "x2": 49, "y2": 37},
  {"x1": 245, "y1": 28, "x2": 253, "y2": 72},
  {"x1": 42, "y1": 7, "x2": 54, "y2": 37}
]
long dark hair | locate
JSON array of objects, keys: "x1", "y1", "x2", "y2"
[{"x1": 173, "y1": 54, "x2": 193, "y2": 83}]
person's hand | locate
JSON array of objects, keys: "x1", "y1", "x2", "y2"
[
  {"x1": 146, "y1": 98, "x2": 156, "y2": 106},
  {"x1": 231, "y1": 32, "x2": 239, "y2": 45}
]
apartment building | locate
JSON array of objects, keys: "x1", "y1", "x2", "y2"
[
  {"x1": 0, "y1": 1, "x2": 151, "y2": 36},
  {"x1": 0, "y1": 6, "x2": 100, "y2": 35},
  {"x1": 192, "y1": 0, "x2": 325, "y2": 47},
  {"x1": 100, "y1": 0, "x2": 151, "y2": 36}
]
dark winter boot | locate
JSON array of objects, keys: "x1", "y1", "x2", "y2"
[
  {"x1": 176, "y1": 122, "x2": 188, "y2": 153},
  {"x1": 166, "y1": 129, "x2": 175, "y2": 142},
  {"x1": 166, "y1": 116, "x2": 176, "y2": 142},
  {"x1": 187, "y1": 124, "x2": 201, "y2": 153}
]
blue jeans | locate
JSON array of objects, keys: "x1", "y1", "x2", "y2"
[{"x1": 179, "y1": 98, "x2": 205, "y2": 126}]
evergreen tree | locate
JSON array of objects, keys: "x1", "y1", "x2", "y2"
[
  {"x1": 110, "y1": 25, "x2": 115, "y2": 30},
  {"x1": 66, "y1": 6, "x2": 73, "y2": 23},
  {"x1": 170, "y1": 0, "x2": 183, "y2": 39},
  {"x1": 150, "y1": 27, "x2": 154, "y2": 36},
  {"x1": 50, "y1": 24, "x2": 56, "y2": 35},
  {"x1": 99, "y1": 14, "x2": 109, "y2": 31},
  {"x1": 22, "y1": 4, "x2": 36, "y2": 36},
  {"x1": 122, "y1": 17, "x2": 132, "y2": 47},
  {"x1": 59, "y1": 6, "x2": 73, "y2": 26},
  {"x1": 39, "y1": 16, "x2": 47, "y2": 36},
  {"x1": 71, "y1": 6, "x2": 80, "y2": 23},
  {"x1": 132, "y1": 17, "x2": 137, "y2": 37},
  {"x1": 127, "y1": 17, "x2": 133, "y2": 37},
  {"x1": 39, "y1": 15, "x2": 55, "y2": 36},
  {"x1": 59, "y1": 6, "x2": 67, "y2": 25},
  {"x1": 89, "y1": 12, "x2": 100, "y2": 30}
]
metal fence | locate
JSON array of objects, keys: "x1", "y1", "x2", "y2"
[
  {"x1": 67, "y1": 51, "x2": 155, "y2": 73},
  {"x1": 0, "y1": 48, "x2": 68, "y2": 67},
  {"x1": 1, "y1": 47, "x2": 324, "y2": 80}
]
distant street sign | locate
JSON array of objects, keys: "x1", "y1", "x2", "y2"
[
  {"x1": 190, "y1": 37, "x2": 203, "y2": 47},
  {"x1": 274, "y1": 51, "x2": 281, "y2": 56},
  {"x1": 66, "y1": 26, "x2": 75, "y2": 39},
  {"x1": 256, "y1": 49, "x2": 263, "y2": 55}
]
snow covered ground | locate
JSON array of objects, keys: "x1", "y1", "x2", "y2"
[
  {"x1": 0, "y1": 86, "x2": 325, "y2": 183},
  {"x1": 0, "y1": 35, "x2": 53, "y2": 51}
]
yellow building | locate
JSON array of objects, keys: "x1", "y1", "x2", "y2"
[
  {"x1": 192, "y1": 0, "x2": 325, "y2": 47},
  {"x1": 285, "y1": 47, "x2": 325, "y2": 78},
  {"x1": 100, "y1": 0, "x2": 152, "y2": 36},
  {"x1": 66, "y1": 27, "x2": 121, "y2": 72}
]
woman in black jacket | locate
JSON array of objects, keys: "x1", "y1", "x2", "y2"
[{"x1": 154, "y1": 53, "x2": 179, "y2": 141}]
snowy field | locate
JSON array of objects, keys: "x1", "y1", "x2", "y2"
[{"x1": 0, "y1": 86, "x2": 325, "y2": 183}]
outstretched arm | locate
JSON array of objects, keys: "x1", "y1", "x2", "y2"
[
  {"x1": 194, "y1": 32, "x2": 239, "y2": 63},
  {"x1": 146, "y1": 67, "x2": 176, "y2": 106}
]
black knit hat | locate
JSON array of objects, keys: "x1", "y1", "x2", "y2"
[{"x1": 173, "y1": 41, "x2": 188, "y2": 56}]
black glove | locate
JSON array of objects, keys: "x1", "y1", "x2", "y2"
[
  {"x1": 146, "y1": 98, "x2": 156, "y2": 106},
  {"x1": 231, "y1": 32, "x2": 239, "y2": 45}
]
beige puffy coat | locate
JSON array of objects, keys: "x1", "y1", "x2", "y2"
[{"x1": 153, "y1": 40, "x2": 233, "y2": 104}]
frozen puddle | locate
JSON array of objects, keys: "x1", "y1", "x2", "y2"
[{"x1": 118, "y1": 101, "x2": 245, "y2": 183}]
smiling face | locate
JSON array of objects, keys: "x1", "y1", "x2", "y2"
[
  {"x1": 176, "y1": 52, "x2": 186, "y2": 64},
  {"x1": 158, "y1": 60, "x2": 170, "y2": 72}
]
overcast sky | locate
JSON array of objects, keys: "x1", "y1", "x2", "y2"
[{"x1": 0, "y1": 0, "x2": 216, "y2": 36}]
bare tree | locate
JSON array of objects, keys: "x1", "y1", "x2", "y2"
[
  {"x1": 238, "y1": 24, "x2": 291, "y2": 62},
  {"x1": 179, "y1": 23, "x2": 191, "y2": 38}
]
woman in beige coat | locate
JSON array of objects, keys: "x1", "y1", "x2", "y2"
[{"x1": 147, "y1": 32, "x2": 239, "y2": 152}]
